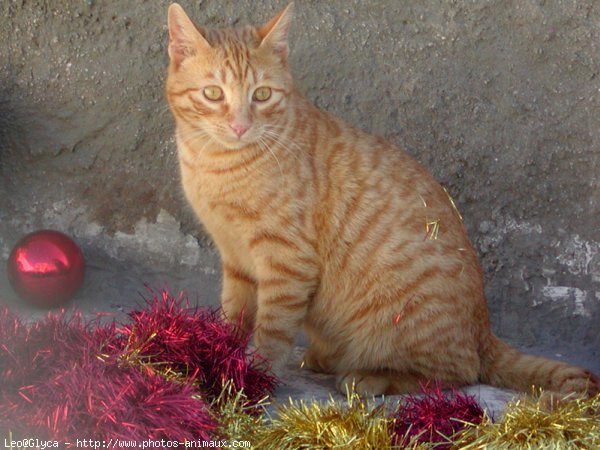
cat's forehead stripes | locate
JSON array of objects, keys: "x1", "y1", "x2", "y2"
[
  {"x1": 203, "y1": 26, "x2": 260, "y2": 48},
  {"x1": 204, "y1": 28, "x2": 261, "y2": 85},
  {"x1": 217, "y1": 57, "x2": 259, "y2": 87}
]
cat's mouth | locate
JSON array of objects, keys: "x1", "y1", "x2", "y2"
[
  {"x1": 217, "y1": 134, "x2": 253, "y2": 149},
  {"x1": 212, "y1": 127, "x2": 260, "y2": 150}
]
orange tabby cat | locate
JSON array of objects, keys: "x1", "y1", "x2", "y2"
[{"x1": 165, "y1": 3, "x2": 598, "y2": 397}]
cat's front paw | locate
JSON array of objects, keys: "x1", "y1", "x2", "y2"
[
  {"x1": 222, "y1": 305, "x2": 255, "y2": 336},
  {"x1": 302, "y1": 347, "x2": 333, "y2": 374},
  {"x1": 336, "y1": 371, "x2": 391, "y2": 396},
  {"x1": 251, "y1": 343, "x2": 290, "y2": 379},
  {"x1": 253, "y1": 351, "x2": 287, "y2": 379}
]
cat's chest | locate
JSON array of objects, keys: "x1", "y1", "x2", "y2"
[
  {"x1": 179, "y1": 165, "x2": 260, "y2": 271},
  {"x1": 182, "y1": 167, "x2": 269, "y2": 219},
  {"x1": 189, "y1": 189, "x2": 256, "y2": 272},
  {"x1": 182, "y1": 170, "x2": 249, "y2": 230},
  {"x1": 201, "y1": 202, "x2": 254, "y2": 266}
]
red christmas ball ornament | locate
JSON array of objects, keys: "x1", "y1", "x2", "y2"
[{"x1": 7, "y1": 230, "x2": 85, "y2": 308}]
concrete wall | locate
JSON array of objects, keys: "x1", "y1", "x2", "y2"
[{"x1": 1, "y1": 1, "x2": 598, "y2": 367}]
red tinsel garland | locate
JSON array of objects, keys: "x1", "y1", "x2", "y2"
[
  {"x1": 119, "y1": 289, "x2": 276, "y2": 404},
  {"x1": 0, "y1": 289, "x2": 276, "y2": 441},
  {"x1": 392, "y1": 382, "x2": 485, "y2": 447}
]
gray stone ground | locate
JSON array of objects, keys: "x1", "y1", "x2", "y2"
[{"x1": 0, "y1": 0, "x2": 598, "y2": 414}]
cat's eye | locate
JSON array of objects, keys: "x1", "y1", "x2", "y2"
[
  {"x1": 203, "y1": 86, "x2": 224, "y2": 101},
  {"x1": 253, "y1": 87, "x2": 272, "y2": 102}
]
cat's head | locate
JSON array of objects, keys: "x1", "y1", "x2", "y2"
[{"x1": 166, "y1": 3, "x2": 294, "y2": 150}]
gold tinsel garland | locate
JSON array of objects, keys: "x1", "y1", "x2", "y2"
[
  {"x1": 254, "y1": 392, "x2": 393, "y2": 449},
  {"x1": 452, "y1": 393, "x2": 600, "y2": 450},
  {"x1": 214, "y1": 389, "x2": 599, "y2": 449}
]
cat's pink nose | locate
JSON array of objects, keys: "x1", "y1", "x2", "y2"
[{"x1": 230, "y1": 122, "x2": 250, "y2": 138}]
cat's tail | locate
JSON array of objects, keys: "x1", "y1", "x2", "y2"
[{"x1": 479, "y1": 333, "x2": 599, "y2": 397}]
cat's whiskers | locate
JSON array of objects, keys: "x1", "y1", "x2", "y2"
[
  {"x1": 178, "y1": 128, "x2": 211, "y2": 147},
  {"x1": 268, "y1": 130, "x2": 309, "y2": 153},
  {"x1": 178, "y1": 124, "x2": 288, "y2": 177},
  {"x1": 261, "y1": 132, "x2": 302, "y2": 166},
  {"x1": 256, "y1": 135, "x2": 284, "y2": 177},
  {"x1": 175, "y1": 128, "x2": 217, "y2": 167},
  {"x1": 260, "y1": 127, "x2": 305, "y2": 164},
  {"x1": 157, "y1": 104, "x2": 174, "y2": 118},
  {"x1": 263, "y1": 122, "x2": 310, "y2": 145}
]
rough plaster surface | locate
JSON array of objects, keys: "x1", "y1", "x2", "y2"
[{"x1": 0, "y1": 0, "x2": 598, "y2": 375}]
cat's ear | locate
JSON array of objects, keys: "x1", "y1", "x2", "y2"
[
  {"x1": 257, "y1": 2, "x2": 294, "y2": 61},
  {"x1": 167, "y1": 3, "x2": 210, "y2": 67}
]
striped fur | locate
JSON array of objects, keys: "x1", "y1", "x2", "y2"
[{"x1": 165, "y1": 3, "x2": 599, "y2": 397}]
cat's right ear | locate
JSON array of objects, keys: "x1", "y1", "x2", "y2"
[
  {"x1": 258, "y1": 2, "x2": 294, "y2": 61},
  {"x1": 167, "y1": 3, "x2": 210, "y2": 68}
]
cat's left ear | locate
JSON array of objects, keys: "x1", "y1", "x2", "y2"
[
  {"x1": 167, "y1": 3, "x2": 211, "y2": 68},
  {"x1": 258, "y1": 2, "x2": 294, "y2": 61}
]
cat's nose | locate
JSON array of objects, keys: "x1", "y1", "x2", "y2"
[{"x1": 230, "y1": 121, "x2": 250, "y2": 138}]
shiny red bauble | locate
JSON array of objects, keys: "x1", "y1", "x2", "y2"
[{"x1": 7, "y1": 230, "x2": 85, "y2": 308}]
